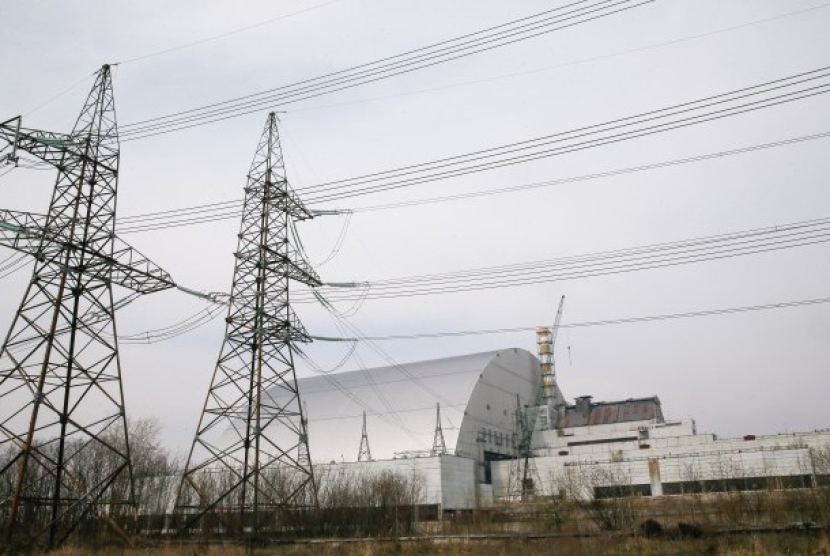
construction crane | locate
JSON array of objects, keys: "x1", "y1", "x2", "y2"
[
  {"x1": 511, "y1": 295, "x2": 565, "y2": 501},
  {"x1": 541, "y1": 295, "x2": 567, "y2": 421}
]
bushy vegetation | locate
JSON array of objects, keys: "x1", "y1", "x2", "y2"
[{"x1": 3, "y1": 421, "x2": 830, "y2": 553}]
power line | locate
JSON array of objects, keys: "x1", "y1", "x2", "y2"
[
  {"x1": 22, "y1": 72, "x2": 95, "y2": 117},
  {"x1": 297, "y1": 349, "x2": 426, "y2": 446},
  {"x1": 312, "y1": 295, "x2": 830, "y2": 342},
  {"x1": 113, "y1": 0, "x2": 830, "y2": 140},
  {"x1": 0, "y1": 253, "x2": 30, "y2": 279},
  {"x1": 315, "y1": 290, "x2": 455, "y2": 407},
  {"x1": 296, "y1": 67, "x2": 830, "y2": 203},
  {"x1": 118, "y1": 0, "x2": 346, "y2": 65},
  {"x1": 115, "y1": 130, "x2": 830, "y2": 234},
  {"x1": 110, "y1": 1, "x2": 830, "y2": 139},
  {"x1": 113, "y1": 302, "x2": 226, "y2": 344},
  {"x1": 127, "y1": 217, "x2": 830, "y2": 344},
  {"x1": 116, "y1": 65, "x2": 830, "y2": 221},
  {"x1": 350, "y1": 133, "x2": 830, "y2": 212},
  {"x1": 297, "y1": 217, "x2": 830, "y2": 302},
  {"x1": 287, "y1": 2, "x2": 830, "y2": 116},
  {"x1": 309, "y1": 235, "x2": 830, "y2": 301},
  {"x1": 118, "y1": 0, "x2": 655, "y2": 140},
  {"x1": 139, "y1": 215, "x2": 830, "y2": 309}
]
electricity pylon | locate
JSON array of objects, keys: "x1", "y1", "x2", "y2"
[
  {"x1": 357, "y1": 411, "x2": 372, "y2": 462},
  {"x1": 431, "y1": 403, "x2": 446, "y2": 456},
  {"x1": 0, "y1": 65, "x2": 175, "y2": 548},
  {"x1": 175, "y1": 112, "x2": 320, "y2": 537}
]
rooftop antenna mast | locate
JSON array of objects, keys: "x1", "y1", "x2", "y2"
[
  {"x1": 431, "y1": 402, "x2": 446, "y2": 456},
  {"x1": 357, "y1": 411, "x2": 372, "y2": 462},
  {"x1": 0, "y1": 65, "x2": 175, "y2": 548},
  {"x1": 174, "y1": 112, "x2": 320, "y2": 537}
]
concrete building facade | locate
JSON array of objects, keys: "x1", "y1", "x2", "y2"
[{"x1": 269, "y1": 348, "x2": 830, "y2": 510}]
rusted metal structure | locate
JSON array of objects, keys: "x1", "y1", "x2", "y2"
[
  {"x1": 175, "y1": 113, "x2": 319, "y2": 536},
  {"x1": 561, "y1": 395, "x2": 665, "y2": 427},
  {"x1": 0, "y1": 65, "x2": 174, "y2": 548}
]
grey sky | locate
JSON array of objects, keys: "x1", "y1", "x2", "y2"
[{"x1": 1, "y1": 0, "x2": 829, "y2": 454}]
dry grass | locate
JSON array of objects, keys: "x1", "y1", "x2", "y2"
[{"x1": 32, "y1": 534, "x2": 829, "y2": 556}]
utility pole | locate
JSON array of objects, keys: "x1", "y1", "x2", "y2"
[
  {"x1": 357, "y1": 411, "x2": 372, "y2": 462},
  {"x1": 175, "y1": 113, "x2": 320, "y2": 538},
  {"x1": 0, "y1": 65, "x2": 175, "y2": 548},
  {"x1": 431, "y1": 402, "x2": 446, "y2": 456}
]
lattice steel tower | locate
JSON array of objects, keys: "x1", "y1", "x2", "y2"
[
  {"x1": 0, "y1": 65, "x2": 174, "y2": 548},
  {"x1": 175, "y1": 112, "x2": 320, "y2": 535},
  {"x1": 357, "y1": 411, "x2": 372, "y2": 462},
  {"x1": 431, "y1": 403, "x2": 446, "y2": 456}
]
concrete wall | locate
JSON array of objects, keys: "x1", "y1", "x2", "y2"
[
  {"x1": 492, "y1": 428, "x2": 830, "y2": 501},
  {"x1": 315, "y1": 454, "x2": 477, "y2": 510}
]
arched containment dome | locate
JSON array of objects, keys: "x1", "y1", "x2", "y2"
[{"x1": 265, "y1": 348, "x2": 546, "y2": 480}]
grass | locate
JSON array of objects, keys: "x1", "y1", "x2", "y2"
[{"x1": 36, "y1": 533, "x2": 829, "y2": 556}]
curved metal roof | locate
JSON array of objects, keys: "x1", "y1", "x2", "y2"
[{"x1": 267, "y1": 349, "x2": 541, "y2": 463}]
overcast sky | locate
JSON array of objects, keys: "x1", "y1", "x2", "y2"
[{"x1": 1, "y1": 0, "x2": 829, "y2": 455}]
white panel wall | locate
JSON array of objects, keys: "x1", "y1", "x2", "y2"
[
  {"x1": 315, "y1": 454, "x2": 477, "y2": 510},
  {"x1": 491, "y1": 429, "x2": 830, "y2": 501}
]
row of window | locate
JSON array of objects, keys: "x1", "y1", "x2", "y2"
[{"x1": 593, "y1": 474, "x2": 830, "y2": 499}]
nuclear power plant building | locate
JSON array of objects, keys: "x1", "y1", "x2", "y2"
[{"x1": 270, "y1": 347, "x2": 830, "y2": 511}]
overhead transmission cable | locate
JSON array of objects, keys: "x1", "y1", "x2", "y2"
[
  {"x1": 296, "y1": 67, "x2": 830, "y2": 203},
  {"x1": 116, "y1": 63, "x2": 830, "y2": 233},
  {"x1": 0, "y1": 253, "x2": 30, "y2": 279},
  {"x1": 287, "y1": 2, "x2": 830, "y2": 115},
  {"x1": 312, "y1": 295, "x2": 830, "y2": 342},
  {"x1": 296, "y1": 349, "x2": 426, "y2": 446},
  {"x1": 321, "y1": 311, "x2": 419, "y2": 433},
  {"x1": 113, "y1": 216, "x2": 830, "y2": 343},
  {"x1": 350, "y1": 131, "x2": 830, "y2": 212},
  {"x1": 297, "y1": 216, "x2": 830, "y2": 302},
  {"x1": 314, "y1": 289, "x2": 455, "y2": 407},
  {"x1": 116, "y1": 129, "x2": 830, "y2": 234},
  {"x1": 118, "y1": 0, "x2": 655, "y2": 140},
  {"x1": 296, "y1": 311, "x2": 424, "y2": 443},
  {"x1": 113, "y1": 301, "x2": 227, "y2": 345},
  {"x1": 118, "y1": 0, "x2": 345, "y2": 65}
]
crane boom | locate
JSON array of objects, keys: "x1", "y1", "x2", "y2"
[
  {"x1": 541, "y1": 295, "x2": 565, "y2": 405},
  {"x1": 550, "y1": 295, "x2": 566, "y2": 352}
]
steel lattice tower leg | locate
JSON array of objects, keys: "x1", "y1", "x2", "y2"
[
  {"x1": 175, "y1": 113, "x2": 320, "y2": 537},
  {"x1": 0, "y1": 66, "x2": 135, "y2": 548}
]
